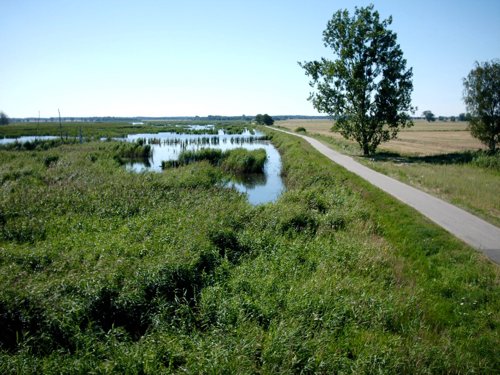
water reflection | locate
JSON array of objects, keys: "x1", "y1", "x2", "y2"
[
  {"x1": 124, "y1": 130, "x2": 284, "y2": 205},
  {"x1": 230, "y1": 172, "x2": 267, "y2": 188},
  {"x1": 187, "y1": 124, "x2": 214, "y2": 130},
  {"x1": 0, "y1": 135, "x2": 58, "y2": 144}
]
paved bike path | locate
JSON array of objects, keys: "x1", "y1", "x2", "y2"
[{"x1": 270, "y1": 127, "x2": 500, "y2": 263}]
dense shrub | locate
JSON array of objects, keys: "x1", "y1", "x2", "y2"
[
  {"x1": 220, "y1": 148, "x2": 266, "y2": 174},
  {"x1": 162, "y1": 148, "x2": 267, "y2": 174},
  {"x1": 113, "y1": 140, "x2": 152, "y2": 163},
  {"x1": 471, "y1": 151, "x2": 500, "y2": 170}
]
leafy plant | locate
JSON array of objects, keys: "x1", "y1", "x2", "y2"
[
  {"x1": 463, "y1": 60, "x2": 500, "y2": 152},
  {"x1": 300, "y1": 5, "x2": 414, "y2": 155}
]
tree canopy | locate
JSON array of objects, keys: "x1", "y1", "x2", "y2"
[
  {"x1": 463, "y1": 60, "x2": 500, "y2": 153},
  {"x1": 300, "y1": 5, "x2": 414, "y2": 155},
  {"x1": 255, "y1": 114, "x2": 274, "y2": 125},
  {"x1": 422, "y1": 110, "x2": 436, "y2": 122},
  {"x1": 0, "y1": 112, "x2": 9, "y2": 125}
]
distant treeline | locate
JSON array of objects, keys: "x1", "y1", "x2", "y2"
[
  {"x1": 8, "y1": 114, "x2": 467, "y2": 123},
  {"x1": 9, "y1": 115, "x2": 332, "y2": 123}
]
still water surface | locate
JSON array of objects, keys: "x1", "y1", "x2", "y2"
[
  {"x1": 0, "y1": 130, "x2": 285, "y2": 205},
  {"x1": 0, "y1": 135, "x2": 58, "y2": 144},
  {"x1": 124, "y1": 130, "x2": 284, "y2": 205}
]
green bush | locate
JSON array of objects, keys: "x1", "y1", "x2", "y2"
[
  {"x1": 220, "y1": 148, "x2": 266, "y2": 174},
  {"x1": 114, "y1": 140, "x2": 152, "y2": 163},
  {"x1": 179, "y1": 148, "x2": 223, "y2": 165},
  {"x1": 162, "y1": 148, "x2": 267, "y2": 174},
  {"x1": 472, "y1": 151, "x2": 500, "y2": 170},
  {"x1": 43, "y1": 155, "x2": 59, "y2": 167}
]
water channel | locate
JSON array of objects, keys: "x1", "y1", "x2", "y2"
[{"x1": 124, "y1": 129, "x2": 284, "y2": 205}]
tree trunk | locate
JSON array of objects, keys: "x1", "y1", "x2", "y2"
[
  {"x1": 489, "y1": 139, "x2": 496, "y2": 153},
  {"x1": 362, "y1": 143, "x2": 370, "y2": 156}
]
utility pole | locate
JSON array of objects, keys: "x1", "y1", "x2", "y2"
[{"x1": 58, "y1": 108, "x2": 62, "y2": 139}]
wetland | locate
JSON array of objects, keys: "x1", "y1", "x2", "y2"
[{"x1": 0, "y1": 122, "x2": 498, "y2": 374}]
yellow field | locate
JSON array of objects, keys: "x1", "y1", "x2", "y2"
[{"x1": 276, "y1": 119, "x2": 485, "y2": 155}]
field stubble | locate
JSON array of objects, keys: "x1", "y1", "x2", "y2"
[{"x1": 277, "y1": 119, "x2": 485, "y2": 155}]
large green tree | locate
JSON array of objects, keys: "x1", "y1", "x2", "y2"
[
  {"x1": 463, "y1": 60, "x2": 499, "y2": 153},
  {"x1": 300, "y1": 5, "x2": 414, "y2": 155}
]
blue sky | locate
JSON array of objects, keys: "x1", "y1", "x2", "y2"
[{"x1": 1, "y1": 0, "x2": 499, "y2": 118}]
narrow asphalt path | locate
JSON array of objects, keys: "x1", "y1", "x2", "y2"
[{"x1": 270, "y1": 127, "x2": 500, "y2": 264}]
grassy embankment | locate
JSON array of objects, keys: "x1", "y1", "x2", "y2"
[
  {"x1": 278, "y1": 119, "x2": 500, "y2": 226},
  {"x1": 0, "y1": 128, "x2": 498, "y2": 373}
]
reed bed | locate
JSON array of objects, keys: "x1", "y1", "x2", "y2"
[{"x1": 0, "y1": 133, "x2": 497, "y2": 374}]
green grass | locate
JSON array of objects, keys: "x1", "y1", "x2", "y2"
[
  {"x1": 0, "y1": 121, "x2": 162, "y2": 138},
  {"x1": 0, "y1": 132, "x2": 498, "y2": 373},
  {"x1": 0, "y1": 121, "x2": 254, "y2": 139}
]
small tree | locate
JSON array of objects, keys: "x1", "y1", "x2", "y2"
[
  {"x1": 463, "y1": 60, "x2": 500, "y2": 153},
  {"x1": 255, "y1": 114, "x2": 274, "y2": 125},
  {"x1": 262, "y1": 114, "x2": 274, "y2": 125},
  {"x1": 0, "y1": 111, "x2": 9, "y2": 125},
  {"x1": 300, "y1": 5, "x2": 414, "y2": 155},
  {"x1": 458, "y1": 113, "x2": 466, "y2": 121},
  {"x1": 422, "y1": 110, "x2": 436, "y2": 122}
]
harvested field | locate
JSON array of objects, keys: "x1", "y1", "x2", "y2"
[{"x1": 277, "y1": 119, "x2": 485, "y2": 155}]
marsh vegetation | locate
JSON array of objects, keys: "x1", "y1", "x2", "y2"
[
  {"x1": 0, "y1": 124, "x2": 284, "y2": 206},
  {"x1": 123, "y1": 129, "x2": 283, "y2": 206},
  {"x1": 0, "y1": 121, "x2": 253, "y2": 139},
  {"x1": 0, "y1": 125, "x2": 498, "y2": 373},
  {"x1": 162, "y1": 148, "x2": 267, "y2": 175}
]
